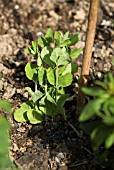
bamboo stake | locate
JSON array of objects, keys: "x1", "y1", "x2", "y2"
[{"x1": 76, "y1": 0, "x2": 99, "y2": 117}]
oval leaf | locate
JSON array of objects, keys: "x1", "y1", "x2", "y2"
[
  {"x1": 58, "y1": 73, "x2": 72, "y2": 87},
  {"x1": 25, "y1": 62, "x2": 37, "y2": 80},
  {"x1": 47, "y1": 67, "x2": 55, "y2": 85},
  {"x1": 79, "y1": 98, "x2": 105, "y2": 121},
  {"x1": 27, "y1": 109, "x2": 42, "y2": 124}
]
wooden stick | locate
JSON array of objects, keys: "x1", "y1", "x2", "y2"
[{"x1": 76, "y1": 0, "x2": 99, "y2": 117}]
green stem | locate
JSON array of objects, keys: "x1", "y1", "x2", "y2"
[
  {"x1": 35, "y1": 83, "x2": 37, "y2": 92},
  {"x1": 55, "y1": 65, "x2": 58, "y2": 102},
  {"x1": 45, "y1": 79, "x2": 47, "y2": 96}
]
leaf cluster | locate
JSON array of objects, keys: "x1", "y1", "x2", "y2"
[
  {"x1": 14, "y1": 28, "x2": 82, "y2": 124},
  {"x1": 79, "y1": 72, "x2": 114, "y2": 166}
]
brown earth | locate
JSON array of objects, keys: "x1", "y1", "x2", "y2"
[{"x1": 0, "y1": 0, "x2": 114, "y2": 170}]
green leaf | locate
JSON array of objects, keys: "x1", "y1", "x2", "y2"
[
  {"x1": 60, "y1": 39, "x2": 71, "y2": 47},
  {"x1": 62, "y1": 63, "x2": 78, "y2": 75},
  {"x1": 56, "y1": 106, "x2": 66, "y2": 118},
  {"x1": 102, "y1": 117, "x2": 114, "y2": 126},
  {"x1": 105, "y1": 131, "x2": 114, "y2": 148},
  {"x1": 58, "y1": 65, "x2": 65, "y2": 75},
  {"x1": 41, "y1": 46, "x2": 54, "y2": 66},
  {"x1": 25, "y1": 62, "x2": 37, "y2": 81},
  {"x1": 102, "y1": 98, "x2": 114, "y2": 117},
  {"x1": 37, "y1": 56, "x2": 42, "y2": 66},
  {"x1": 0, "y1": 116, "x2": 10, "y2": 131},
  {"x1": 44, "y1": 28, "x2": 53, "y2": 43},
  {"x1": 79, "y1": 98, "x2": 105, "y2": 121},
  {"x1": 33, "y1": 91, "x2": 44, "y2": 103},
  {"x1": 27, "y1": 109, "x2": 42, "y2": 124},
  {"x1": 47, "y1": 67, "x2": 55, "y2": 85},
  {"x1": 32, "y1": 41, "x2": 38, "y2": 54},
  {"x1": 0, "y1": 100, "x2": 12, "y2": 113},
  {"x1": 57, "y1": 94, "x2": 68, "y2": 107},
  {"x1": 0, "y1": 117, "x2": 10, "y2": 159},
  {"x1": 58, "y1": 73, "x2": 72, "y2": 87},
  {"x1": 26, "y1": 47, "x2": 35, "y2": 55},
  {"x1": 38, "y1": 37, "x2": 49, "y2": 47},
  {"x1": 14, "y1": 102, "x2": 31, "y2": 122},
  {"x1": 61, "y1": 64, "x2": 71, "y2": 75},
  {"x1": 45, "y1": 99, "x2": 56, "y2": 116},
  {"x1": 50, "y1": 47, "x2": 61, "y2": 64},
  {"x1": 70, "y1": 47, "x2": 82, "y2": 60},
  {"x1": 25, "y1": 87, "x2": 44, "y2": 103},
  {"x1": 57, "y1": 47, "x2": 71, "y2": 66},
  {"x1": 82, "y1": 87, "x2": 106, "y2": 97},
  {"x1": 71, "y1": 62, "x2": 78, "y2": 74},
  {"x1": 95, "y1": 80, "x2": 108, "y2": 90},
  {"x1": 14, "y1": 108, "x2": 27, "y2": 123},
  {"x1": 20, "y1": 102, "x2": 32, "y2": 110},
  {"x1": 47, "y1": 94, "x2": 56, "y2": 105},
  {"x1": 63, "y1": 32, "x2": 70, "y2": 41},
  {"x1": 91, "y1": 124, "x2": 110, "y2": 150},
  {"x1": 50, "y1": 47, "x2": 70, "y2": 66},
  {"x1": 38, "y1": 66, "x2": 45, "y2": 86},
  {"x1": 54, "y1": 31, "x2": 61, "y2": 46},
  {"x1": 69, "y1": 33, "x2": 79, "y2": 46},
  {"x1": 60, "y1": 32, "x2": 71, "y2": 47}
]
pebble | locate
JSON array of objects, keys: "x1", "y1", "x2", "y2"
[{"x1": 0, "y1": 79, "x2": 4, "y2": 91}]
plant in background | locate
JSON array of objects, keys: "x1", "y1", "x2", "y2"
[
  {"x1": 79, "y1": 72, "x2": 114, "y2": 168},
  {"x1": 0, "y1": 100, "x2": 11, "y2": 169},
  {"x1": 14, "y1": 28, "x2": 82, "y2": 124}
]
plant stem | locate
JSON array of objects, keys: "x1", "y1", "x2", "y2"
[
  {"x1": 76, "y1": 0, "x2": 99, "y2": 117},
  {"x1": 55, "y1": 65, "x2": 58, "y2": 102},
  {"x1": 35, "y1": 83, "x2": 37, "y2": 92}
]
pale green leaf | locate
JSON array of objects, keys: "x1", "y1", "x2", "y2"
[
  {"x1": 14, "y1": 108, "x2": 27, "y2": 123},
  {"x1": 25, "y1": 62, "x2": 37, "y2": 80},
  {"x1": 41, "y1": 46, "x2": 54, "y2": 66},
  {"x1": 57, "y1": 48, "x2": 71, "y2": 66},
  {"x1": 47, "y1": 67, "x2": 55, "y2": 85},
  {"x1": 70, "y1": 47, "x2": 82, "y2": 60},
  {"x1": 38, "y1": 66, "x2": 45, "y2": 86},
  {"x1": 58, "y1": 73, "x2": 72, "y2": 87},
  {"x1": 27, "y1": 109, "x2": 42, "y2": 124},
  {"x1": 50, "y1": 47, "x2": 61, "y2": 64},
  {"x1": 32, "y1": 41, "x2": 38, "y2": 54}
]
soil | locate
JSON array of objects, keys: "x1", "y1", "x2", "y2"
[{"x1": 0, "y1": 0, "x2": 114, "y2": 170}]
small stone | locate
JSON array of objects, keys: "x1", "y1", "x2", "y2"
[
  {"x1": 0, "y1": 80, "x2": 4, "y2": 91},
  {"x1": 13, "y1": 143, "x2": 18, "y2": 152},
  {"x1": 15, "y1": 4, "x2": 20, "y2": 10},
  {"x1": 97, "y1": 72, "x2": 102, "y2": 78}
]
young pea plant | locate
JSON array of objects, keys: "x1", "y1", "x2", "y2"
[
  {"x1": 79, "y1": 72, "x2": 114, "y2": 167},
  {"x1": 14, "y1": 28, "x2": 82, "y2": 124}
]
